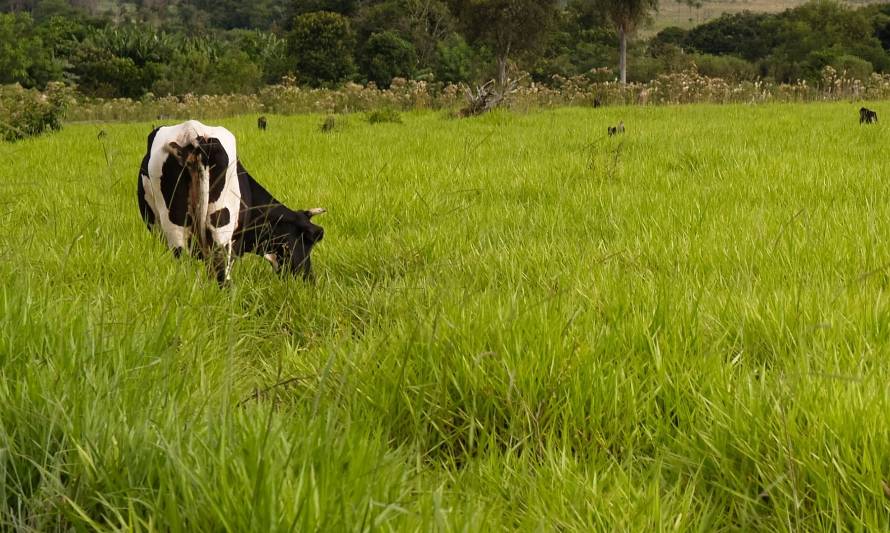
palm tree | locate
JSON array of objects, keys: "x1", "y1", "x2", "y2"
[{"x1": 597, "y1": 0, "x2": 658, "y2": 83}]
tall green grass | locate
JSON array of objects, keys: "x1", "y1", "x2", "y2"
[{"x1": 2, "y1": 103, "x2": 890, "y2": 530}]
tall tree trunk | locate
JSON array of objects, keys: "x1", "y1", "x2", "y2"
[
  {"x1": 497, "y1": 54, "x2": 508, "y2": 91},
  {"x1": 496, "y1": 41, "x2": 511, "y2": 92},
  {"x1": 619, "y1": 24, "x2": 627, "y2": 84}
]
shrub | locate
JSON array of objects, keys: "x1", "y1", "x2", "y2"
[
  {"x1": 0, "y1": 82, "x2": 72, "y2": 142},
  {"x1": 367, "y1": 107, "x2": 401, "y2": 124},
  {"x1": 288, "y1": 11, "x2": 356, "y2": 87},
  {"x1": 650, "y1": 26, "x2": 688, "y2": 52},
  {"x1": 831, "y1": 55, "x2": 873, "y2": 82},
  {"x1": 60, "y1": 68, "x2": 890, "y2": 123},
  {"x1": 693, "y1": 54, "x2": 757, "y2": 81}
]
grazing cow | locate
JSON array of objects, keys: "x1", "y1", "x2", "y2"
[
  {"x1": 593, "y1": 97, "x2": 602, "y2": 108},
  {"x1": 137, "y1": 120, "x2": 325, "y2": 284},
  {"x1": 860, "y1": 107, "x2": 878, "y2": 125},
  {"x1": 608, "y1": 121, "x2": 625, "y2": 136},
  {"x1": 257, "y1": 116, "x2": 268, "y2": 130}
]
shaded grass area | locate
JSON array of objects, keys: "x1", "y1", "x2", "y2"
[{"x1": 1, "y1": 103, "x2": 890, "y2": 529}]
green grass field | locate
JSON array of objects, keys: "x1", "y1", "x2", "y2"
[{"x1": 2, "y1": 103, "x2": 890, "y2": 530}]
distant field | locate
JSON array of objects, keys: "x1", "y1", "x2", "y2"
[
  {"x1": 649, "y1": 0, "x2": 885, "y2": 33},
  {"x1": 2, "y1": 103, "x2": 890, "y2": 529}
]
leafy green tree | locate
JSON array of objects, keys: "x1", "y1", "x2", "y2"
[
  {"x1": 69, "y1": 45, "x2": 146, "y2": 97},
  {"x1": 0, "y1": 14, "x2": 35, "y2": 84},
  {"x1": 448, "y1": 0, "x2": 558, "y2": 88},
  {"x1": 683, "y1": 12, "x2": 774, "y2": 61},
  {"x1": 0, "y1": 13, "x2": 62, "y2": 88},
  {"x1": 353, "y1": 0, "x2": 454, "y2": 68},
  {"x1": 37, "y1": 15, "x2": 93, "y2": 58},
  {"x1": 360, "y1": 31, "x2": 417, "y2": 87},
  {"x1": 434, "y1": 32, "x2": 476, "y2": 82},
  {"x1": 650, "y1": 25, "x2": 686, "y2": 53},
  {"x1": 208, "y1": 49, "x2": 265, "y2": 93},
  {"x1": 289, "y1": 0, "x2": 358, "y2": 18},
  {"x1": 869, "y1": 4, "x2": 890, "y2": 52},
  {"x1": 762, "y1": 1, "x2": 888, "y2": 81},
  {"x1": 192, "y1": 0, "x2": 282, "y2": 30},
  {"x1": 227, "y1": 29, "x2": 289, "y2": 84},
  {"x1": 529, "y1": 2, "x2": 616, "y2": 81},
  {"x1": 31, "y1": 0, "x2": 82, "y2": 22},
  {"x1": 287, "y1": 11, "x2": 355, "y2": 87},
  {"x1": 160, "y1": 46, "x2": 213, "y2": 94}
]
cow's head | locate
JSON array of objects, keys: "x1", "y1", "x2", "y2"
[{"x1": 269, "y1": 207, "x2": 326, "y2": 280}]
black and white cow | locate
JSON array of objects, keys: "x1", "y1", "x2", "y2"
[{"x1": 138, "y1": 120, "x2": 325, "y2": 284}]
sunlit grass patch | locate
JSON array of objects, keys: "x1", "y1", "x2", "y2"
[{"x1": 1, "y1": 102, "x2": 890, "y2": 529}]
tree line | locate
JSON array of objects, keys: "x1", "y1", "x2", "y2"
[{"x1": 2, "y1": 0, "x2": 889, "y2": 98}]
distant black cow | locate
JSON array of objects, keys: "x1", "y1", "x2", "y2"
[
  {"x1": 137, "y1": 120, "x2": 325, "y2": 284},
  {"x1": 593, "y1": 97, "x2": 602, "y2": 108},
  {"x1": 258, "y1": 116, "x2": 268, "y2": 130},
  {"x1": 860, "y1": 107, "x2": 878, "y2": 125}
]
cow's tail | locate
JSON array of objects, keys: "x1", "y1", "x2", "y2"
[{"x1": 188, "y1": 154, "x2": 211, "y2": 256}]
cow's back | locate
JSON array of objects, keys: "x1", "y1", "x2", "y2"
[{"x1": 138, "y1": 121, "x2": 240, "y2": 249}]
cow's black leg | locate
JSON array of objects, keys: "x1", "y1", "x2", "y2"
[
  {"x1": 206, "y1": 244, "x2": 232, "y2": 287},
  {"x1": 301, "y1": 257, "x2": 315, "y2": 283},
  {"x1": 215, "y1": 265, "x2": 228, "y2": 287}
]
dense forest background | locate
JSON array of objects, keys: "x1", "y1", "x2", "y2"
[{"x1": 2, "y1": 0, "x2": 890, "y2": 98}]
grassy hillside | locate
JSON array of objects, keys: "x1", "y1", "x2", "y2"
[
  {"x1": 650, "y1": 0, "x2": 885, "y2": 33},
  {"x1": 2, "y1": 104, "x2": 890, "y2": 529}
]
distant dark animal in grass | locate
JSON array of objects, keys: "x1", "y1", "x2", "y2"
[
  {"x1": 97, "y1": 129, "x2": 107, "y2": 140},
  {"x1": 608, "y1": 121, "x2": 625, "y2": 136},
  {"x1": 860, "y1": 107, "x2": 878, "y2": 124},
  {"x1": 593, "y1": 97, "x2": 602, "y2": 108},
  {"x1": 257, "y1": 116, "x2": 268, "y2": 130},
  {"x1": 320, "y1": 115, "x2": 336, "y2": 133}
]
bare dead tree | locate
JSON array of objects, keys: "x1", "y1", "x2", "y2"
[{"x1": 458, "y1": 75, "x2": 525, "y2": 118}]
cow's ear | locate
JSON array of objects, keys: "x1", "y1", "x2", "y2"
[{"x1": 167, "y1": 142, "x2": 185, "y2": 162}]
